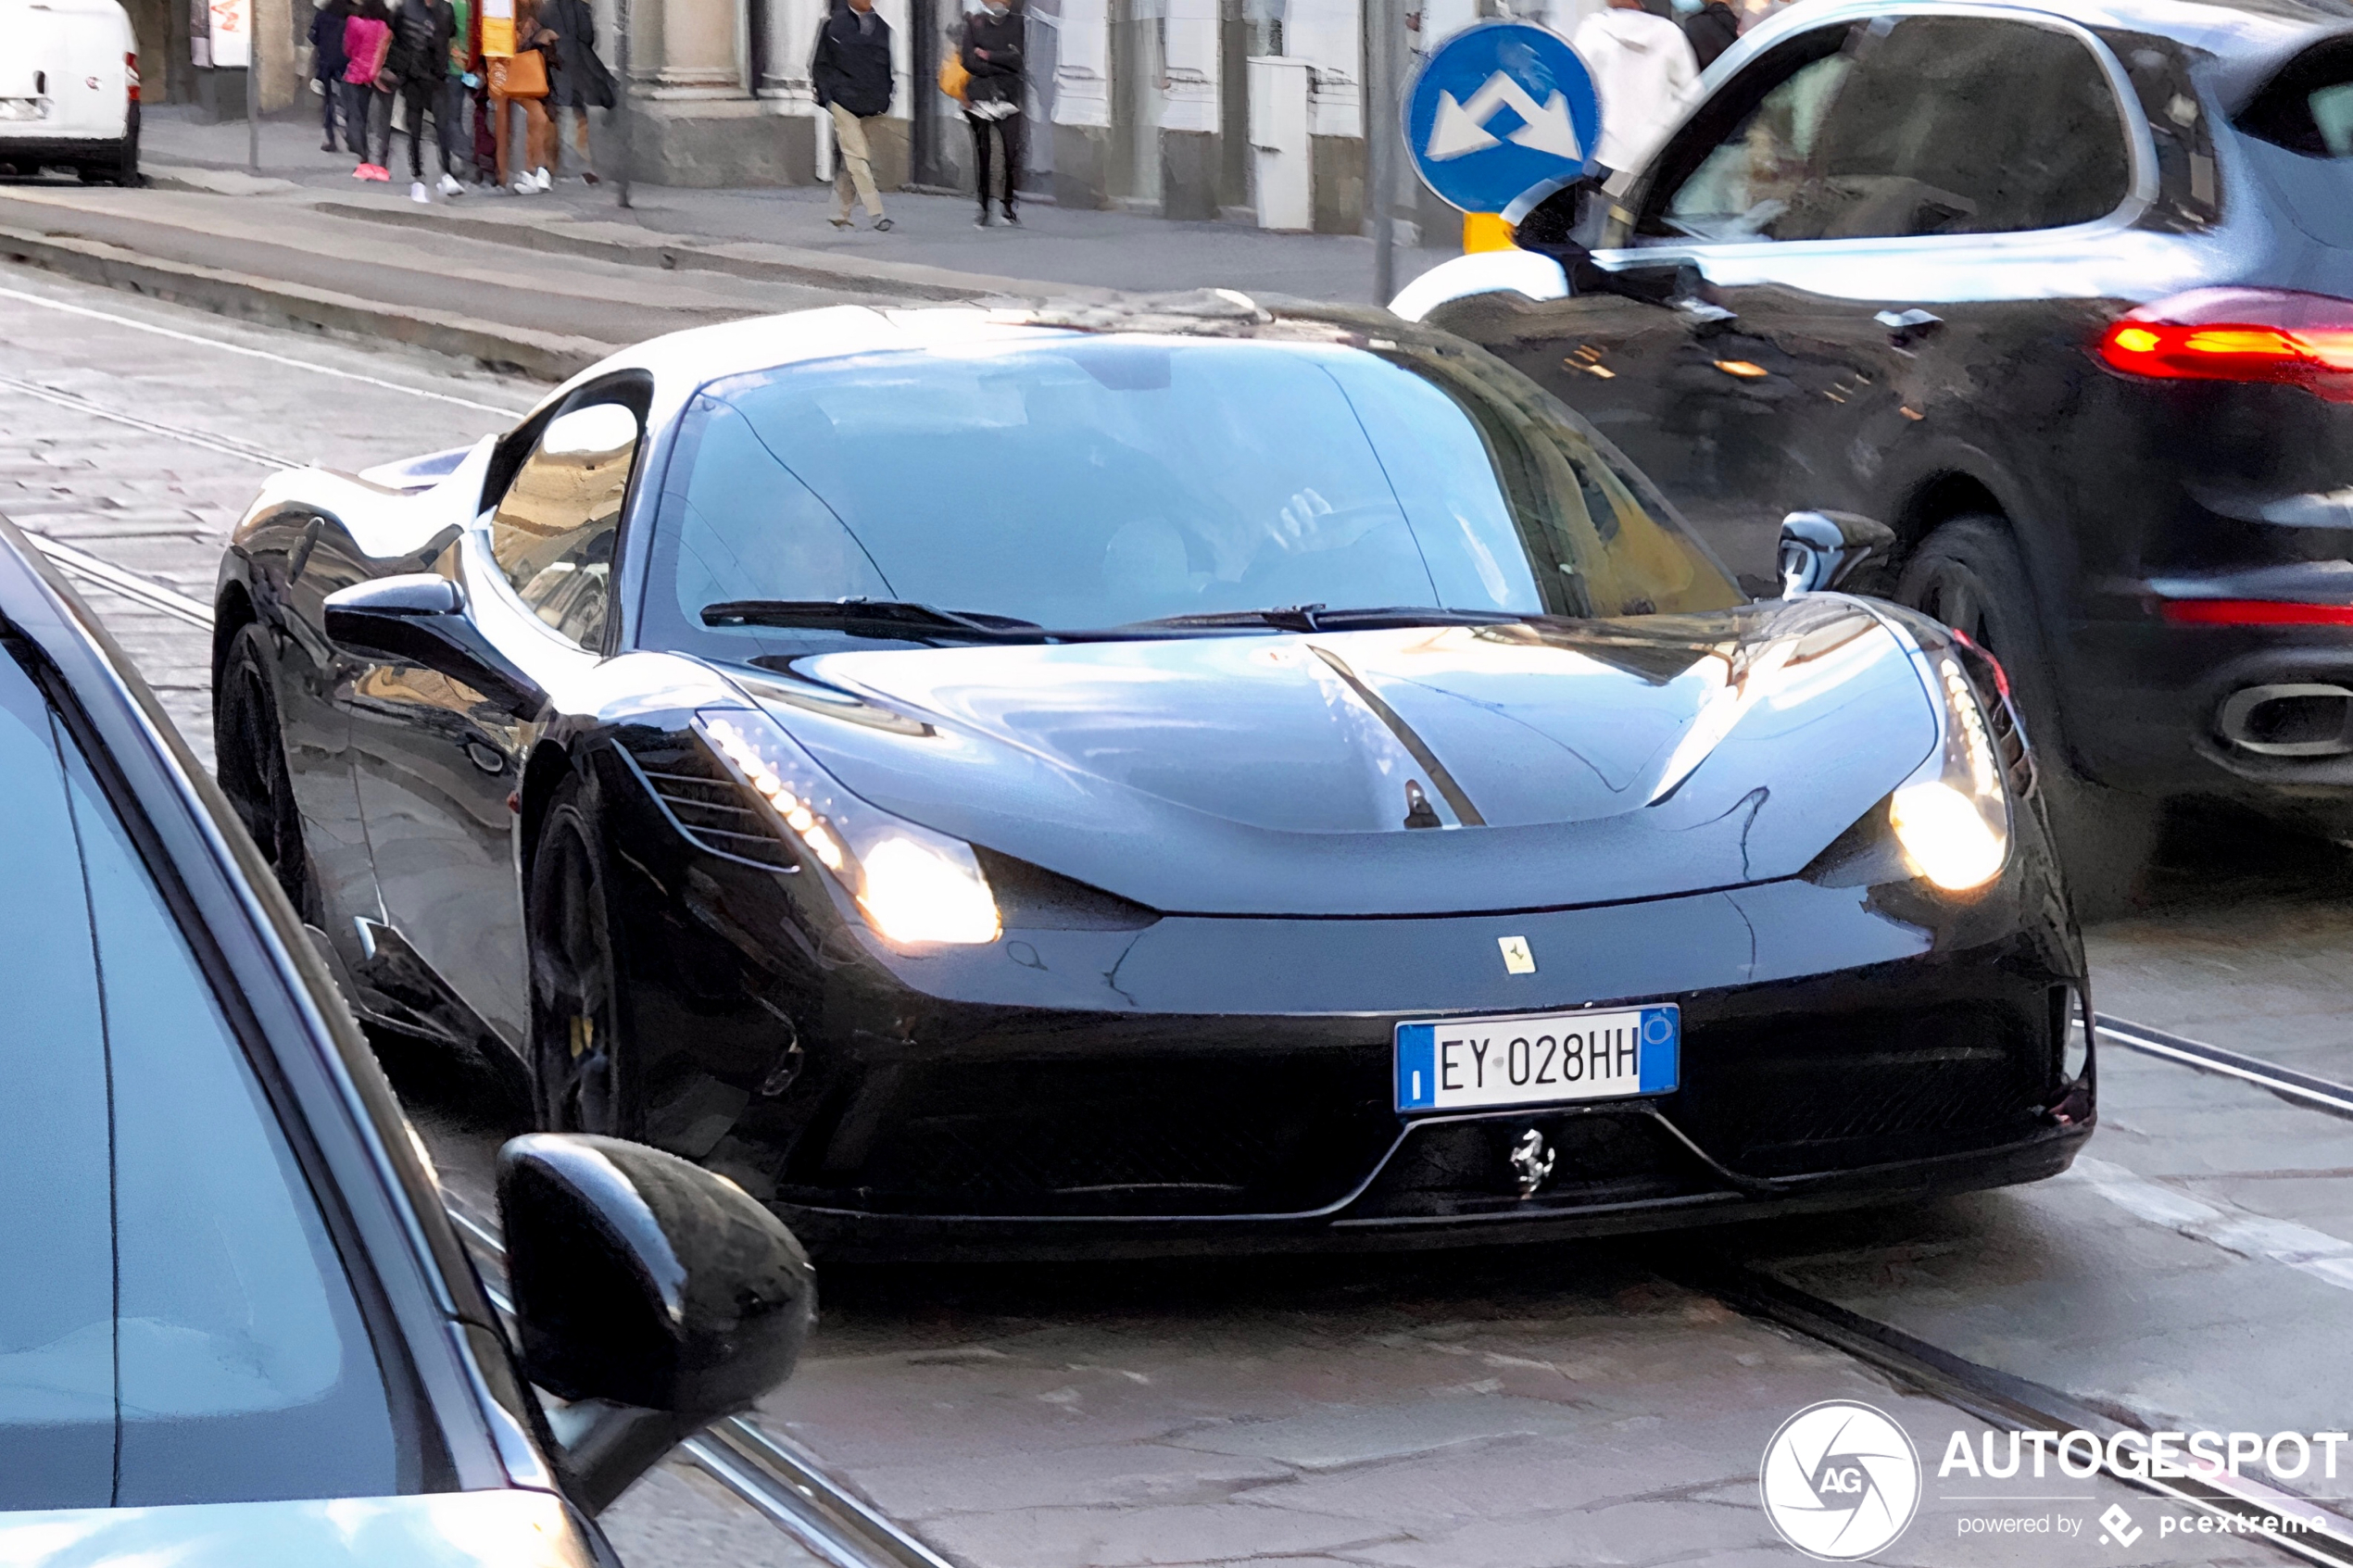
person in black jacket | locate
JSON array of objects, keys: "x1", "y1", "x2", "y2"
[
  {"x1": 311, "y1": 0, "x2": 353, "y2": 151},
  {"x1": 387, "y1": 0, "x2": 457, "y2": 199},
  {"x1": 811, "y1": 0, "x2": 894, "y2": 230},
  {"x1": 538, "y1": 0, "x2": 615, "y2": 183},
  {"x1": 1681, "y1": 0, "x2": 1739, "y2": 69},
  {"x1": 961, "y1": 0, "x2": 1023, "y2": 226}
]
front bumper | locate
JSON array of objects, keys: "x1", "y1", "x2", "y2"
[{"x1": 596, "y1": 741, "x2": 2092, "y2": 1259}]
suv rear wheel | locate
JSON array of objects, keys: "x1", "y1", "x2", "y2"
[{"x1": 1898, "y1": 515, "x2": 2160, "y2": 914}]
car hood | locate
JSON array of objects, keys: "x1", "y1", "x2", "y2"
[{"x1": 753, "y1": 596, "x2": 1939, "y2": 917}]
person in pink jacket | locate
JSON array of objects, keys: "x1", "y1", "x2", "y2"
[{"x1": 342, "y1": 0, "x2": 395, "y2": 181}]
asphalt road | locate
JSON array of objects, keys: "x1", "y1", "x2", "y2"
[{"x1": 6, "y1": 262, "x2": 2352, "y2": 1568}]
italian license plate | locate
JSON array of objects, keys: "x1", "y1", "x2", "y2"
[{"x1": 1394, "y1": 1004, "x2": 1679, "y2": 1113}]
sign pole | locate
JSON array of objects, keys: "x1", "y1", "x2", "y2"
[
  {"x1": 615, "y1": 0, "x2": 633, "y2": 207},
  {"x1": 1367, "y1": 0, "x2": 1394, "y2": 305},
  {"x1": 245, "y1": 0, "x2": 259, "y2": 170}
]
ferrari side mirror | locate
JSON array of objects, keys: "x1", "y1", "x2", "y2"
[
  {"x1": 497, "y1": 1135, "x2": 816, "y2": 1515},
  {"x1": 323, "y1": 573, "x2": 547, "y2": 720},
  {"x1": 1779, "y1": 510, "x2": 1896, "y2": 596}
]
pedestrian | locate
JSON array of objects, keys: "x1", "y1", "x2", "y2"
[
  {"x1": 388, "y1": 0, "x2": 457, "y2": 201},
  {"x1": 961, "y1": 0, "x2": 1023, "y2": 227},
  {"x1": 437, "y1": 0, "x2": 475, "y2": 194},
  {"x1": 488, "y1": 0, "x2": 557, "y2": 194},
  {"x1": 1680, "y1": 0, "x2": 1740, "y2": 70},
  {"x1": 311, "y1": 0, "x2": 353, "y2": 152},
  {"x1": 538, "y1": 0, "x2": 616, "y2": 185},
  {"x1": 341, "y1": 0, "x2": 395, "y2": 181},
  {"x1": 810, "y1": 0, "x2": 894, "y2": 232},
  {"x1": 1571, "y1": 0, "x2": 1701, "y2": 181}
]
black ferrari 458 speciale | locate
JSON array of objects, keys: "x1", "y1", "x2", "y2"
[{"x1": 213, "y1": 295, "x2": 2093, "y2": 1257}]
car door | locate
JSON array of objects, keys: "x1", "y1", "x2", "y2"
[
  {"x1": 0, "y1": 641, "x2": 414, "y2": 1511},
  {"x1": 1459, "y1": 8, "x2": 2148, "y2": 587},
  {"x1": 350, "y1": 390, "x2": 640, "y2": 1048}
]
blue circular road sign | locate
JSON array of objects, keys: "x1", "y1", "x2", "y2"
[{"x1": 1406, "y1": 20, "x2": 1600, "y2": 215}]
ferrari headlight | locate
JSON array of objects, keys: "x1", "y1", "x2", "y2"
[
  {"x1": 697, "y1": 708, "x2": 1001, "y2": 946},
  {"x1": 1890, "y1": 654, "x2": 2010, "y2": 892}
]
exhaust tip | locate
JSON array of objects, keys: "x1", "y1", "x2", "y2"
[{"x1": 2217, "y1": 683, "x2": 2353, "y2": 756}]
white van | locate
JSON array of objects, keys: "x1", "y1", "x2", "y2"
[{"x1": 0, "y1": 0, "x2": 140, "y2": 183}]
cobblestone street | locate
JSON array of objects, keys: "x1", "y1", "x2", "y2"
[{"x1": 6, "y1": 263, "x2": 2352, "y2": 1568}]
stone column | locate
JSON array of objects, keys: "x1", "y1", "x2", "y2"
[
  {"x1": 1050, "y1": 0, "x2": 1110, "y2": 207},
  {"x1": 1158, "y1": 0, "x2": 1217, "y2": 218},
  {"x1": 632, "y1": 0, "x2": 806, "y2": 184},
  {"x1": 757, "y1": 0, "x2": 824, "y2": 182}
]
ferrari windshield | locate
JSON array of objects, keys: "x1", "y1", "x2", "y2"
[{"x1": 643, "y1": 332, "x2": 1740, "y2": 656}]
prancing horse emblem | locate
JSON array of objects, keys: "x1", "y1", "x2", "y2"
[
  {"x1": 1509, "y1": 1128, "x2": 1555, "y2": 1198},
  {"x1": 1498, "y1": 935, "x2": 1535, "y2": 974}
]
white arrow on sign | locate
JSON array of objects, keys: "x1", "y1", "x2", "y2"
[{"x1": 1427, "y1": 70, "x2": 1581, "y2": 162}]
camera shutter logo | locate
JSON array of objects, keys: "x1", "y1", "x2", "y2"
[{"x1": 1759, "y1": 1401, "x2": 1921, "y2": 1561}]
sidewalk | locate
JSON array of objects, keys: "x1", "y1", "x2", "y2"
[{"x1": 143, "y1": 107, "x2": 1450, "y2": 305}]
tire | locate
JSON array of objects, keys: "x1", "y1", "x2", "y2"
[
  {"x1": 526, "y1": 776, "x2": 638, "y2": 1136},
  {"x1": 1897, "y1": 515, "x2": 2161, "y2": 915},
  {"x1": 214, "y1": 621, "x2": 321, "y2": 922}
]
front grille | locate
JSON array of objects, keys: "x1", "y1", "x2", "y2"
[
  {"x1": 801, "y1": 1053, "x2": 1397, "y2": 1217},
  {"x1": 624, "y1": 743, "x2": 794, "y2": 870},
  {"x1": 1355, "y1": 1111, "x2": 1708, "y2": 1219},
  {"x1": 1664, "y1": 1000, "x2": 2051, "y2": 1177}
]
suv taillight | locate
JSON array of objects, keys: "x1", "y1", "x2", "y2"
[
  {"x1": 126, "y1": 53, "x2": 139, "y2": 101},
  {"x1": 2097, "y1": 288, "x2": 2353, "y2": 399}
]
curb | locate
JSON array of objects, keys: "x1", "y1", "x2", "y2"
[
  {"x1": 0, "y1": 222, "x2": 612, "y2": 380},
  {"x1": 309, "y1": 198, "x2": 1109, "y2": 306}
]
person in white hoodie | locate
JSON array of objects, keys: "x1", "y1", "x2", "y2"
[{"x1": 1572, "y1": 0, "x2": 1702, "y2": 180}]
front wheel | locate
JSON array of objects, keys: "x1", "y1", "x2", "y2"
[
  {"x1": 214, "y1": 620, "x2": 319, "y2": 922},
  {"x1": 1897, "y1": 515, "x2": 2161, "y2": 914},
  {"x1": 526, "y1": 779, "x2": 637, "y2": 1135}
]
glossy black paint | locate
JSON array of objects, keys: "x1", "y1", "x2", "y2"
[
  {"x1": 499, "y1": 1135, "x2": 814, "y2": 1510},
  {"x1": 215, "y1": 309, "x2": 2092, "y2": 1258},
  {"x1": 1455, "y1": 0, "x2": 2353, "y2": 827},
  {"x1": 323, "y1": 574, "x2": 547, "y2": 721},
  {"x1": 502, "y1": 1135, "x2": 815, "y2": 1414}
]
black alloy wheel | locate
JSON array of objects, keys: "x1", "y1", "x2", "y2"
[
  {"x1": 527, "y1": 780, "x2": 636, "y2": 1136},
  {"x1": 1897, "y1": 514, "x2": 2160, "y2": 913},
  {"x1": 214, "y1": 621, "x2": 319, "y2": 922}
]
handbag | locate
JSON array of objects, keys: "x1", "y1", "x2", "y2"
[
  {"x1": 492, "y1": 46, "x2": 547, "y2": 97},
  {"x1": 937, "y1": 51, "x2": 969, "y2": 103}
]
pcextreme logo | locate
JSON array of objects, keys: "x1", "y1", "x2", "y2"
[{"x1": 1759, "y1": 1401, "x2": 1923, "y2": 1561}]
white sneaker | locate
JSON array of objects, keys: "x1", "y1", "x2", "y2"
[
  {"x1": 437, "y1": 172, "x2": 463, "y2": 197},
  {"x1": 409, "y1": 181, "x2": 429, "y2": 204},
  {"x1": 513, "y1": 178, "x2": 537, "y2": 195},
  {"x1": 533, "y1": 166, "x2": 552, "y2": 191}
]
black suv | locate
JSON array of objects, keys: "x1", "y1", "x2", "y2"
[{"x1": 1420, "y1": 0, "x2": 2353, "y2": 897}]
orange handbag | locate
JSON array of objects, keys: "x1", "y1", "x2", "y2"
[{"x1": 492, "y1": 47, "x2": 548, "y2": 98}]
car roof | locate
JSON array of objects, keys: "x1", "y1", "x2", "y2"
[
  {"x1": 1721, "y1": 0, "x2": 2353, "y2": 87},
  {"x1": 545, "y1": 292, "x2": 1339, "y2": 420}
]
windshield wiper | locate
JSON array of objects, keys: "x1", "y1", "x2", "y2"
[
  {"x1": 702, "y1": 599, "x2": 1049, "y2": 642},
  {"x1": 1131, "y1": 605, "x2": 1537, "y2": 633}
]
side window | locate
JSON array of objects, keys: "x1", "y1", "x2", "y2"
[
  {"x1": 0, "y1": 648, "x2": 406, "y2": 1511},
  {"x1": 1655, "y1": 18, "x2": 2131, "y2": 244},
  {"x1": 490, "y1": 399, "x2": 641, "y2": 650},
  {"x1": 0, "y1": 655, "x2": 115, "y2": 1512}
]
